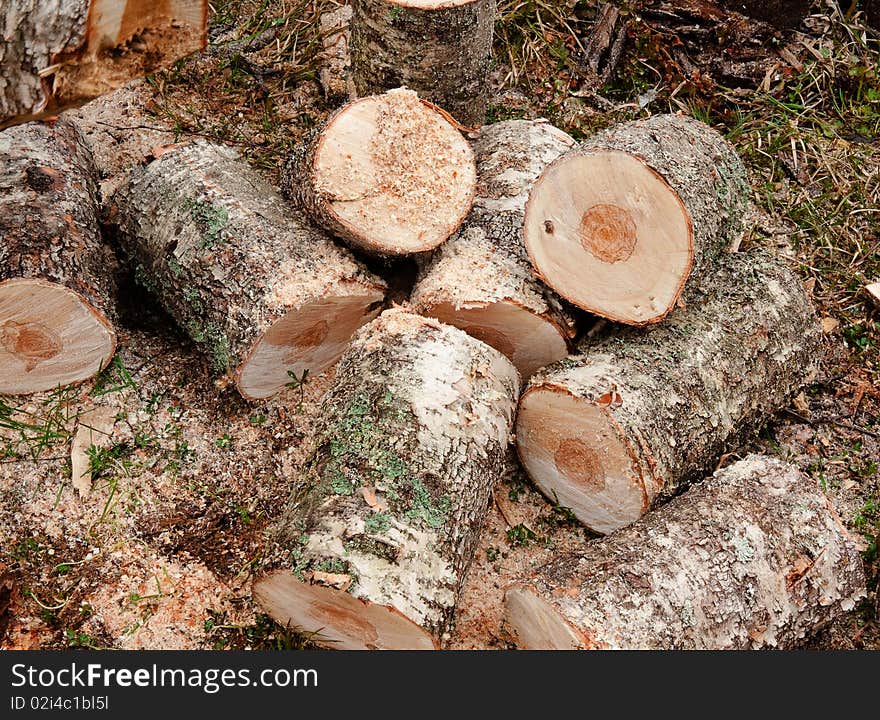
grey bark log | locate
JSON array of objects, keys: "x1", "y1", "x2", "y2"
[
  {"x1": 0, "y1": 1, "x2": 207, "y2": 129},
  {"x1": 319, "y1": 4, "x2": 355, "y2": 106},
  {"x1": 106, "y1": 140, "x2": 386, "y2": 401},
  {"x1": 258, "y1": 309, "x2": 520, "y2": 646},
  {"x1": 0, "y1": 118, "x2": 117, "y2": 394},
  {"x1": 0, "y1": 117, "x2": 115, "y2": 318},
  {"x1": 505, "y1": 455, "x2": 866, "y2": 649},
  {"x1": 516, "y1": 251, "x2": 823, "y2": 533},
  {"x1": 410, "y1": 119, "x2": 578, "y2": 376},
  {"x1": 349, "y1": 0, "x2": 496, "y2": 127},
  {"x1": 575, "y1": 113, "x2": 748, "y2": 284}
]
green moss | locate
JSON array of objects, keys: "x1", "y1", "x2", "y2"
[
  {"x1": 183, "y1": 197, "x2": 229, "y2": 249},
  {"x1": 343, "y1": 534, "x2": 398, "y2": 563},
  {"x1": 405, "y1": 478, "x2": 451, "y2": 530},
  {"x1": 364, "y1": 512, "x2": 390, "y2": 533}
]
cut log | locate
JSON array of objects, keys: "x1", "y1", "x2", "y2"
[
  {"x1": 505, "y1": 455, "x2": 866, "y2": 650},
  {"x1": 0, "y1": 118, "x2": 117, "y2": 395},
  {"x1": 410, "y1": 119, "x2": 578, "y2": 377},
  {"x1": 516, "y1": 251, "x2": 822, "y2": 534},
  {"x1": 106, "y1": 140, "x2": 387, "y2": 401},
  {"x1": 349, "y1": 0, "x2": 496, "y2": 127},
  {"x1": 523, "y1": 113, "x2": 748, "y2": 324},
  {"x1": 282, "y1": 88, "x2": 476, "y2": 256},
  {"x1": 0, "y1": 1, "x2": 207, "y2": 130},
  {"x1": 254, "y1": 309, "x2": 520, "y2": 649}
]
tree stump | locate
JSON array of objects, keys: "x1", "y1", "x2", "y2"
[
  {"x1": 107, "y1": 140, "x2": 386, "y2": 401},
  {"x1": 349, "y1": 0, "x2": 496, "y2": 127},
  {"x1": 411, "y1": 119, "x2": 578, "y2": 377},
  {"x1": 255, "y1": 309, "x2": 520, "y2": 649},
  {"x1": 0, "y1": 0, "x2": 207, "y2": 129},
  {"x1": 516, "y1": 251, "x2": 822, "y2": 534},
  {"x1": 0, "y1": 118, "x2": 116, "y2": 395},
  {"x1": 282, "y1": 88, "x2": 476, "y2": 256},
  {"x1": 505, "y1": 455, "x2": 866, "y2": 649},
  {"x1": 524, "y1": 113, "x2": 748, "y2": 324}
]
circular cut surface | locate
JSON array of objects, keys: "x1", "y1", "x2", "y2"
[
  {"x1": 505, "y1": 586, "x2": 586, "y2": 650},
  {"x1": 424, "y1": 301, "x2": 568, "y2": 377},
  {"x1": 0, "y1": 279, "x2": 116, "y2": 395},
  {"x1": 524, "y1": 151, "x2": 692, "y2": 324},
  {"x1": 254, "y1": 573, "x2": 436, "y2": 650},
  {"x1": 237, "y1": 291, "x2": 384, "y2": 401},
  {"x1": 313, "y1": 92, "x2": 476, "y2": 254},
  {"x1": 516, "y1": 387, "x2": 646, "y2": 534}
]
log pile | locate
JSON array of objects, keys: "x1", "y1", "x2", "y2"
[{"x1": 0, "y1": 3, "x2": 868, "y2": 651}]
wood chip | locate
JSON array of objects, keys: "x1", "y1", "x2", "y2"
[
  {"x1": 70, "y1": 405, "x2": 118, "y2": 496},
  {"x1": 821, "y1": 316, "x2": 839, "y2": 333},
  {"x1": 864, "y1": 282, "x2": 880, "y2": 308},
  {"x1": 311, "y1": 571, "x2": 352, "y2": 592}
]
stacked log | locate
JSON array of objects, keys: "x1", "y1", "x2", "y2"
[
  {"x1": 515, "y1": 251, "x2": 822, "y2": 534},
  {"x1": 349, "y1": 0, "x2": 496, "y2": 127},
  {"x1": 505, "y1": 455, "x2": 866, "y2": 650},
  {"x1": 106, "y1": 140, "x2": 387, "y2": 401},
  {"x1": 0, "y1": 118, "x2": 116, "y2": 395},
  {"x1": 411, "y1": 119, "x2": 578, "y2": 377},
  {"x1": 523, "y1": 114, "x2": 748, "y2": 324},
  {"x1": 282, "y1": 88, "x2": 476, "y2": 256},
  {"x1": 255, "y1": 309, "x2": 520, "y2": 650},
  {"x1": 0, "y1": 0, "x2": 207, "y2": 129}
]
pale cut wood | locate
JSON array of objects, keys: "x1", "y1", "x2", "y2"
[
  {"x1": 0, "y1": 1, "x2": 207, "y2": 129},
  {"x1": 505, "y1": 455, "x2": 866, "y2": 649},
  {"x1": 282, "y1": 88, "x2": 476, "y2": 256},
  {"x1": 864, "y1": 281, "x2": 880, "y2": 309},
  {"x1": 524, "y1": 113, "x2": 748, "y2": 324},
  {"x1": 516, "y1": 251, "x2": 822, "y2": 534},
  {"x1": 0, "y1": 118, "x2": 117, "y2": 395},
  {"x1": 349, "y1": 0, "x2": 496, "y2": 126},
  {"x1": 107, "y1": 140, "x2": 387, "y2": 401},
  {"x1": 255, "y1": 309, "x2": 520, "y2": 649},
  {"x1": 70, "y1": 404, "x2": 118, "y2": 495},
  {"x1": 411, "y1": 120, "x2": 578, "y2": 377}
]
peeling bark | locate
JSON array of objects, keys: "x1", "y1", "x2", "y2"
[
  {"x1": 349, "y1": 0, "x2": 496, "y2": 126},
  {"x1": 505, "y1": 455, "x2": 866, "y2": 649},
  {"x1": 411, "y1": 119, "x2": 578, "y2": 377},
  {"x1": 516, "y1": 251, "x2": 822, "y2": 534},
  {"x1": 524, "y1": 113, "x2": 749, "y2": 324},
  {"x1": 106, "y1": 140, "x2": 386, "y2": 401},
  {"x1": 0, "y1": 0, "x2": 207, "y2": 129},
  {"x1": 0, "y1": 117, "x2": 117, "y2": 394},
  {"x1": 255, "y1": 309, "x2": 520, "y2": 649}
]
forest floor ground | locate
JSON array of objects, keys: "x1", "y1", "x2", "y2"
[{"x1": 1, "y1": 0, "x2": 878, "y2": 650}]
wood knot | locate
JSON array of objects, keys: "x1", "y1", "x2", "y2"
[
  {"x1": 1, "y1": 320, "x2": 63, "y2": 372},
  {"x1": 554, "y1": 438, "x2": 605, "y2": 491},
  {"x1": 578, "y1": 203, "x2": 637, "y2": 264}
]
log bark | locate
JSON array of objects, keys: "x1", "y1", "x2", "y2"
[
  {"x1": 524, "y1": 113, "x2": 748, "y2": 324},
  {"x1": 254, "y1": 309, "x2": 520, "y2": 649},
  {"x1": 516, "y1": 251, "x2": 822, "y2": 534},
  {"x1": 0, "y1": 1, "x2": 207, "y2": 130},
  {"x1": 106, "y1": 140, "x2": 387, "y2": 401},
  {"x1": 0, "y1": 117, "x2": 117, "y2": 395},
  {"x1": 717, "y1": 0, "x2": 810, "y2": 29},
  {"x1": 505, "y1": 454, "x2": 866, "y2": 650},
  {"x1": 349, "y1": 0, "x2": 496, "y2": 127},
  {"x1": 319, "y1": 4, "x2": 355, "y2": 106},
  {"x1": 410, "y1": 119, "x2": 578, "y2": 377},
  {"x1": 281, "y1": 88, "x2": 476, "y2": 256}
]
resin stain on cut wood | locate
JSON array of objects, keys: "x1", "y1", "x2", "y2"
[
  {"x1": 578, "y1": 203, "x2": 638, "y2": 264},
  {"x1": 0, "y1": 319, "x2": 63, "y2": 372}
]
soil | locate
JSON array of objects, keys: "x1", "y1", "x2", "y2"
[{"x1": 1, "y1": 0, "x2": 877, "y2": 650}]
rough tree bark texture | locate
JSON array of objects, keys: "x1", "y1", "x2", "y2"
[
  {"x1": 410, "y1": 119, "x2": 578, "y2": 377},
  {"x1": 349, "y1": 0, "x2": 496, "y2": 127},
  {"x1": 524, "y1": 113, "x2": 748, "y2": 324},
  {"x1": 505, "y1": 455, "x2": 866, "y2": 650},
  {"x1": 0, "y1": 117, "x2": 117, "y2": 394},
  {"x1": 319, "y1": 4, "x2": 355, "y2": 106},
  {"x1": 255, "y1": 309, "x2": 520, "y2": 649},
  {"x1": 107, "y1": 140, "x2": 386, "y2": 401},
  {"x1": 0, "y1": 1, "x2": 207, "y2": 129},
  {"x1": 516, "y1": 251, "x2": 822, "y2": 534},
  {"x1": 281, "y1": 88, "x2": 476, "y2": 256},
  {"x1": 717, "y1": 0, "x2": 810, "y2": 29}
]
